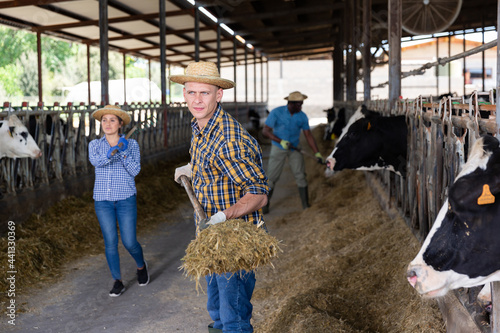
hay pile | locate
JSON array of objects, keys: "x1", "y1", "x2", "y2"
[
  {"x1": 180, "y1": 219, "x2": 281, "y2": 292},
  {"x1": 0, "y1": 156, "x2": 189, "y2": 306},
  {"x1": 250, "y1": 125, "x2": 445, "y2": 333}
]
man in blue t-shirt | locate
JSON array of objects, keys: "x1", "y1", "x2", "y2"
[{"x1": 262, "y1": 91, "x2": 324, "y2": 213}]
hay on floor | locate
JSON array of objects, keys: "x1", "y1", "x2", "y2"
[{"x1": 180, "y1": 219, "x2": 282, "y2": 292}]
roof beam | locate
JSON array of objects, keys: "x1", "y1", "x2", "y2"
[
  {"x1": 0, "y1": 0, "x2": 68, "y2": 9},
  {"x1": 237, "y1": 18, "x2": 341, "y2": 36},
  {"x1": 83, "y1": 27, "x2": 213, "y2": 43},
  {"x1": 218, "y1": 3, "x2": 343, "y2": 24},
  {"x1": 33, "y1": 10, "x2": 187, "y2": 32}
]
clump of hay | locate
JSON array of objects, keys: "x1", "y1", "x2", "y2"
[{"x1": 180, "y1": 219, "x2": 282, "y2": 292}]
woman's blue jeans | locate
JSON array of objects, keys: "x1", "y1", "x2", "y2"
[
  {"x1": 94, "y1": 195, "x2": 145, "y2": 280},
  {"x1": 205, "y1": 270, "x2": 256, "y2": 333}
]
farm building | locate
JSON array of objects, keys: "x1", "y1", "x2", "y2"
[{"x1": 0, "y1": 1, "x2": 500, "y2": 333}]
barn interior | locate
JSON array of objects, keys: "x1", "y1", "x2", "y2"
[{"x1": 0, "y1": 1, "x2": 499, "y2": 332}]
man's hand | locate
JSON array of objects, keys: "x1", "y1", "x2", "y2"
[
  {"x1": 118, "y1": 137, "x2": 128, "y2": 151},
  {"x1": 315, "y1": 152, "x2": 325, "y2": 164},
  {"x1": 280, "y1": 139, "x2": 290, "y2": 150},
  {"x1": 174, "y1": 163, "x2": 191, "y2": 184},
  {"x1": 206, "y1": 211, "x2": 226, "y2": 226},
  {"x1": 107, "y1": 146, "x2": 119, "y2": 159}
]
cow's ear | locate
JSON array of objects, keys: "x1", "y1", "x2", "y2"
[{"x1": 8, "y1": 126, "x2": 14, "y2": 138}]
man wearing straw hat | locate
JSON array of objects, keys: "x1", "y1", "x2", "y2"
[
  {"x1": 262, "y1": 91, "x2": 324, "y2": 213},
  {"x1": 171, "y1": 61, "x2": 269, "y2": 333}
]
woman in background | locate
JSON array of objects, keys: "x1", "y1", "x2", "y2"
[{"x1": 89, "y1": 105, "x2": 149, "y2": 297}]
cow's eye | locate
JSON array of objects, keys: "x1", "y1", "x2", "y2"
[{"x1": 21, "y1": 132, "x2": 28, "y2": 140}]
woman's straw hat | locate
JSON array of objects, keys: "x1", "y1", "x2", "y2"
[
  {"x1": 92, "y1": 105, "x2": 131, "y2": 125},
  {"x1": 284, "y1": 91, "x2": 308, "y2": 101},
  {"x1": 169, "y1": 61, "x2": 235, "y2": 89}
]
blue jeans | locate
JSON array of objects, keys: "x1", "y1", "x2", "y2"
[
  {"x1": 94, "y1": 195, "x2": 145, "y2": 280},
  {"x1": 206, "y1": 270, "x2": 256, "y2": 333}
]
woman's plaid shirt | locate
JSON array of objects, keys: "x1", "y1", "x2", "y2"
[
  {"x1": 190, "y1": 105, "x2": 269, "y2": 224},
  {"x1": 89, "y1": 136, "x2": 141, "y2": 201}
]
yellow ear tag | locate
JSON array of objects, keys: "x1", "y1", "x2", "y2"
[
  {"x1": 367, "y1": 122, "x2": 371, "y2": 131},
  {"x1": 477, "y1": 184, "x2": 495, "y2": 205}
]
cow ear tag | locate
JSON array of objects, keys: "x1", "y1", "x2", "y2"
[
  {"x1": 477, "y1": 184, "x2": 495, "y2": 205},
  {"x1": 367, "y1": 122, "x2": 371, "y2": 131}
]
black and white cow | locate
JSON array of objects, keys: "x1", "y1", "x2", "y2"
[
  {"x1": 0, "y1": 115, "x2": 42, "y2": 159},
  {"x1": 407, "y1": 135, "x2": 500, "y2": 298},
  {"x1": 323, "y1": 107, "x2": 346, "y2": 141},
  {"x1": 325, "y1": 105, "x2": 407, "y2": 177}
]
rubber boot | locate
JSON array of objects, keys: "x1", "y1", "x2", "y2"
[
  {"x1": 298, "y1": 186, "x2": 310, "y2": 209},
  {"x1": 208, "y1": 322, "x2": 222, "y2": 333},
  {"x1": 262, "y1": 188, "x2": 273, "y2": 214}
]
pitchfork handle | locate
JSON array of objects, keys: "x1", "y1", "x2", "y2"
[
  {"x1": 110, "y1": 124, "x2": 138, "y2": 157},
  {"x1": 179, "y1": 175, "x2": 208, "y2": 222}
]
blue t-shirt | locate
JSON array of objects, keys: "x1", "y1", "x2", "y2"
[{"x1": 265, "y1": 105, "x2": 310, "y2": 149}]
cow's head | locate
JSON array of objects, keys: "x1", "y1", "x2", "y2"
[
  {"x1": 0, "y1": 115, "x2": 42, "y2": 159},
  {"x1": 325, "y1": 105, "x2": 406, "y2": 177},
  {"x1": 407, "y1": 135, "x2": 500, "y2": 298}
]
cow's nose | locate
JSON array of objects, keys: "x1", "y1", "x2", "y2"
[
  {"x1": 326, "y1": 157, "x2": 335, "y2": 171},
  {"x1": 406, "y1": 267, "x2": 418, "y2": 288}
]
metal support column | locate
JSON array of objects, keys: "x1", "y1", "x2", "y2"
[
  {"x1": 260, "y1": 55, "x2": 264, "y2": 102},
  {"x1": 436, "y1": 37, "x2": 439, "y2": 97},
  {"x1": 87, "y1": 44, "x2": 91, "y2": 105},
  {"x1": 493, "y1": 5, "x2": 500, "y2": 314},
  {"x1": 194, "y1": 6, "x2": 200, "y2": 62},
  {"x1": 160, "y1": 0, "x2": 167, "y2": 105},
  {"x1": 37, "y1": 31, "x2": 42, "y2": 103},
  {"x1": 388, "y1": 0, "x2": 402, "y2": 111},
  {"x1": 245, "y1": 46, "x2": 248, "y2": 104},
  {"x1": 334, "y1": 40, "x2": 343, "y2": 102},
  {"x1": 123, "y1": 53, "x2": 127, "y2": 105},
  {"x1": 217, "y1": 24, "x2": 221, "y2": 71},
  {"x1": 233, "y1": 41, "x2": 237, "y2": 103},
  {"x1": 346, "y1": 0, "x2": 356, "y2": 101},
  {"x1": 463, "y1": 29, "x2": 466, "y2": 96},
  {"x1": 448, "y1": 36, "x2": 451, "y2": 94},
  {"x1": 99, "y1": 0, "x2": 109, "y2": 105},
  {"x1": 362, "y1": 0, "x2": 371, "y2": 102},
  {"x1": 254, "y1": 50, "x2": 257, "y2": 103}
]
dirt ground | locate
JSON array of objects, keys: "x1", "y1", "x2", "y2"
[{"x1": 1, "y1": 126, "x2": 445, "y2": 332}]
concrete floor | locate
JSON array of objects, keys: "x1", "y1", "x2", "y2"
[{"x1": 2, "y1": 142, "x2": 301, "y2": 333}]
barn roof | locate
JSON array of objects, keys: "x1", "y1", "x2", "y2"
[{"x1": 0, "y1": 0, "x2": 496, "y2": 67}]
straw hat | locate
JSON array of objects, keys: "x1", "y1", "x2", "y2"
[
  {"x1": 92, "y1": 105, "x2": 131, "y2": 125},
  {"x1": 169, "y1": 61, "x2": 235, "y2": 89},
  {"x1": 284, "y1": 91, "x2": 308, "y2": 102}
]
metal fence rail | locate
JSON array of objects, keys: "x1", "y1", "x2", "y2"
[
  {"x1": 0, "y1": 101, "x2": 267, "y2": 199},
  {"x1": 336, "y1": 90, "x2": 497, "y2": 332}
]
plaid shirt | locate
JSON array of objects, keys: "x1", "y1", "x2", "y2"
[
  {"x1": 190, "y1": 105, "x2": 269, "y2": 224},
  {"x1": 89, "y1": 136, "x2": 141, "y2": 201}
]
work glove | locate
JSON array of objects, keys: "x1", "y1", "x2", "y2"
[
  {"x1": 206, "y1": 211, "x2": 226, "y2": 226},
  {"x1": 118, "y1": 137, "x2": 128, "y2": 151},
  {"x1": 174, "y1": 163, "x2": 191, "y2": 184},
  {"x1": 315, "y1": 152, "x2": 325, "y2": 164},
  {"x1": 280, "y1": 139, "x2": 290, "y2": 150},
  {"x1": 107, "y1": 145, "x2": 120, "y2": 159}
]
